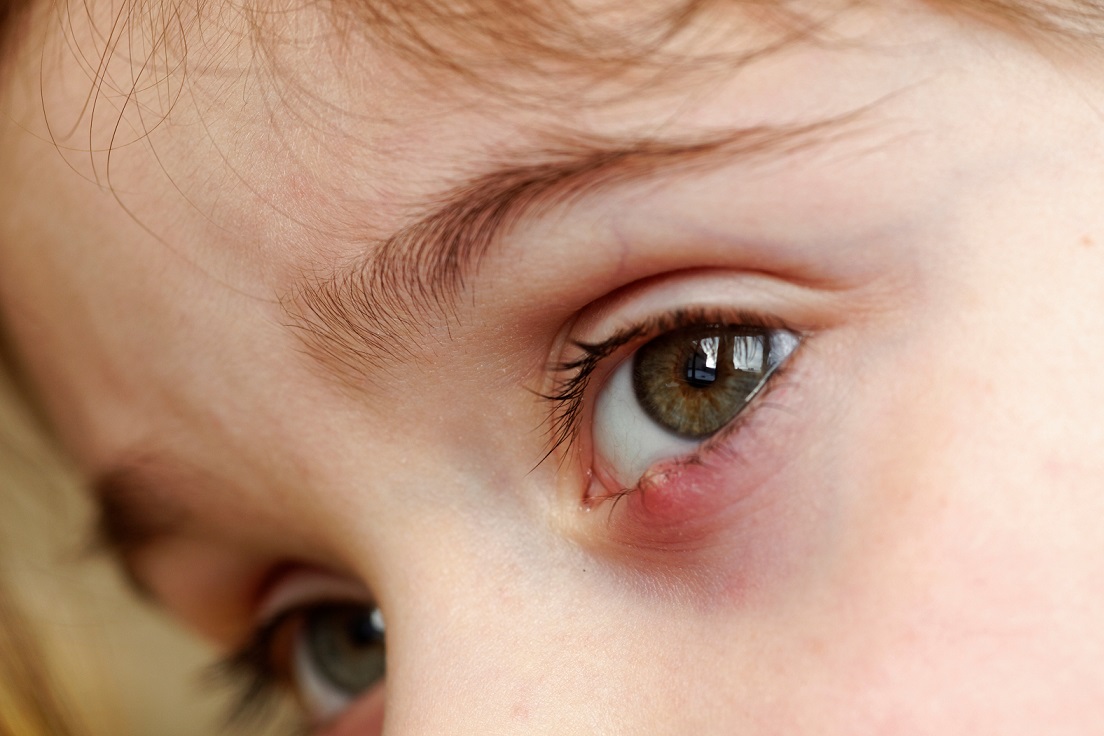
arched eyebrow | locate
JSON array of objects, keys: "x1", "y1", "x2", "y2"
[{"x1": 282, "y1": 119, "x2": 851, "y2": 386}]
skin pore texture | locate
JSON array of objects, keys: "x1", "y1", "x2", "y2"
[{"x1": 1, "y1": 0, "x2": 1104, "y2": 733}]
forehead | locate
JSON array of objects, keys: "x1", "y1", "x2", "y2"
[
  {"x1": 0, "y1": 0, "x2": 977, "y2": 460},
  {"x1": 34, "y1": 0, "x2": 853, "y2": 186},
  {"x1": 41, "y1": 0, "x2": 897, "y2": 275}
]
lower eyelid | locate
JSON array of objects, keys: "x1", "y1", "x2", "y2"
[{"x1": 588, "y1": 363, "x2": 802, "y2": 541}]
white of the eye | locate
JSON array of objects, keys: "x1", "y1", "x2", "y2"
[
  {"x1": 768, "y1": 331, "x2": 800, "y2": 369},
  {"x1": 592, "y1": 356, "x2": 699, "y2": 489},
  {"x1": 292, "y1": 610, "x2": 384, "y2": 724},
  {"x1": 591, "y1": 329, "x2": 800, "y2": 490}
]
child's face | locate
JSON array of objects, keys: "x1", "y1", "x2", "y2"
[{"x1": 2, "y1": 1, "x2": 1104, "y2": 732}]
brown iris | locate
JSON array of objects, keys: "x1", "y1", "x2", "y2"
[{"x1": 632, "y1": 325, "x2": 772, "y2": 439}]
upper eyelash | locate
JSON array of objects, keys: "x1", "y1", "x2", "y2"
[
  {"x1": 539, "y1": 307, "x2": 788, "y2": 460},
  {"x1": 540, "y1": 324, "x2": 645, "y2": 460}
]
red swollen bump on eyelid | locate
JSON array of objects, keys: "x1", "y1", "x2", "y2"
[
  {"x1": 611, "y1": 419, "x2": 791, "y2": 553},
  {"x1": 609, "y1": 444, "x2": 810, "y2": 609},
  {"x1": 602, "y1": 453, "x2": 787, "y2": 607},
  {"x1": 629, "y1": 456, "x2": 740, "y2": 528}
]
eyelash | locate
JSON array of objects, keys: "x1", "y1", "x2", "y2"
[
  {"x1": 210, "y1": 606, "x2": 314, "y2": 735},
  {"x1": 541, "y1": 306, "x2": 797, "y2": 463}
]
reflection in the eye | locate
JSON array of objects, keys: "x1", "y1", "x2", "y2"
[
  {"x1": 732, "y1": 334, "x2": 766, "y2": 374},
  {"x1": 686, "y1": 336, "x2": 720, "y2": 385}
]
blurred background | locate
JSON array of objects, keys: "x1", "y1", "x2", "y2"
[{"x1": 0, "y1": 361, "x2": 288, "y2": 735}]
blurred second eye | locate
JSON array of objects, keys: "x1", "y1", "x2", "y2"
[
  {"x1": 293, "y1": 604, "x2": 386, "y2": 723},
  {"x1": 593, "y1": 324, "x2": 799, "y2": 491}
]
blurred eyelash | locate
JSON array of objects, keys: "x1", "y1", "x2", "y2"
[
  {"x1": 206, "y1": 609, "x2": 307, "y2": 736},
  {"x1": 540, "y1": 307, "x2": 786, "y2": 460}
]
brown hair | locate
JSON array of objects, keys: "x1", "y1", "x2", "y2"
[
  {"x1": 240, "y1": 0, "x2": 1104, "y2": 103},
  {"x1": 327, "y1": 0, "x2": 1104, "y2": 69},
  {"x1": 5, "y1": 0, "x2": 1104, "y2": 102}
]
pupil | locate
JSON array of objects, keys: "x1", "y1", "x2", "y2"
[
  {"x1": 346, "y1": 611, "x2": 382, "y2": 648},
  {"x1": 684, "y1": 336, "x2": 720, "y2": 388},
  {"x1": 684, "y1": 351, "x2": 717, "y2": 386}
]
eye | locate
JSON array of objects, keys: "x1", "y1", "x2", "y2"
[
  {"x1": 292, "y1": 603, "x2": 386, "y2": 722},
  {"x1": 220, "y1": 592, "x2": 386, "y2": 730},
  {"x1": 592, "y1": 323, "x2": 799, "y2": 490}
]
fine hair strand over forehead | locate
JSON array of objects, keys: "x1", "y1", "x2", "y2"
[
  {"x1": 289, "y1": 0, "x2": 1104, "y2": 85},
  {"x1": 930, "y1": 0, "x2": 1104, "y2": 37},
  {"x1": 7, "y1": 0, "x2": 1104, "y2": 96},
  {"x1": 311, "y1": 0, "x2": 1104, "y2": 66}
]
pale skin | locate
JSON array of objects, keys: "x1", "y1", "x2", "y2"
[{"x1": 1, "y1": 0, "x2": 1103, "y2": 733}]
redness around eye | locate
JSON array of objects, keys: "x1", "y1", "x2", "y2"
[
  {"x1": 595, "y1": 453, "x2": 728, "y2": 526},
  {"x1": 593, "y1": 445, "x2": 788, "y2": 561}
]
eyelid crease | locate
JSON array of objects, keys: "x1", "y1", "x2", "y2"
[{"x1": 256, "y1": 571, "x2": 374, "y2": 627}]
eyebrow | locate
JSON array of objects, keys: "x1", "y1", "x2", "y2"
[
  {"x1": 90, "y1": 462, "x2": 196, "y2": 597},
  {"x1": 282, "y1": 120, "x2": 850, "y2": 385},
  {"x1": 94, "y1": 119, "x2": 859, "y2": 573}
]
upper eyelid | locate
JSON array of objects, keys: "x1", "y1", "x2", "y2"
[{"x1": 256, "y1": 569, "x2": 374, "y2": 627}]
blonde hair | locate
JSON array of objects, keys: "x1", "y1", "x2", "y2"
[
  {"x1": 0, "y1": 588, "x2": 84, "y2": 736},
  {"x1": 0, "y1": 349, "x2": 230, "y2": 736},
  {"x1": 0, "y1": 356, "x2": 92, "y2": 736}
]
